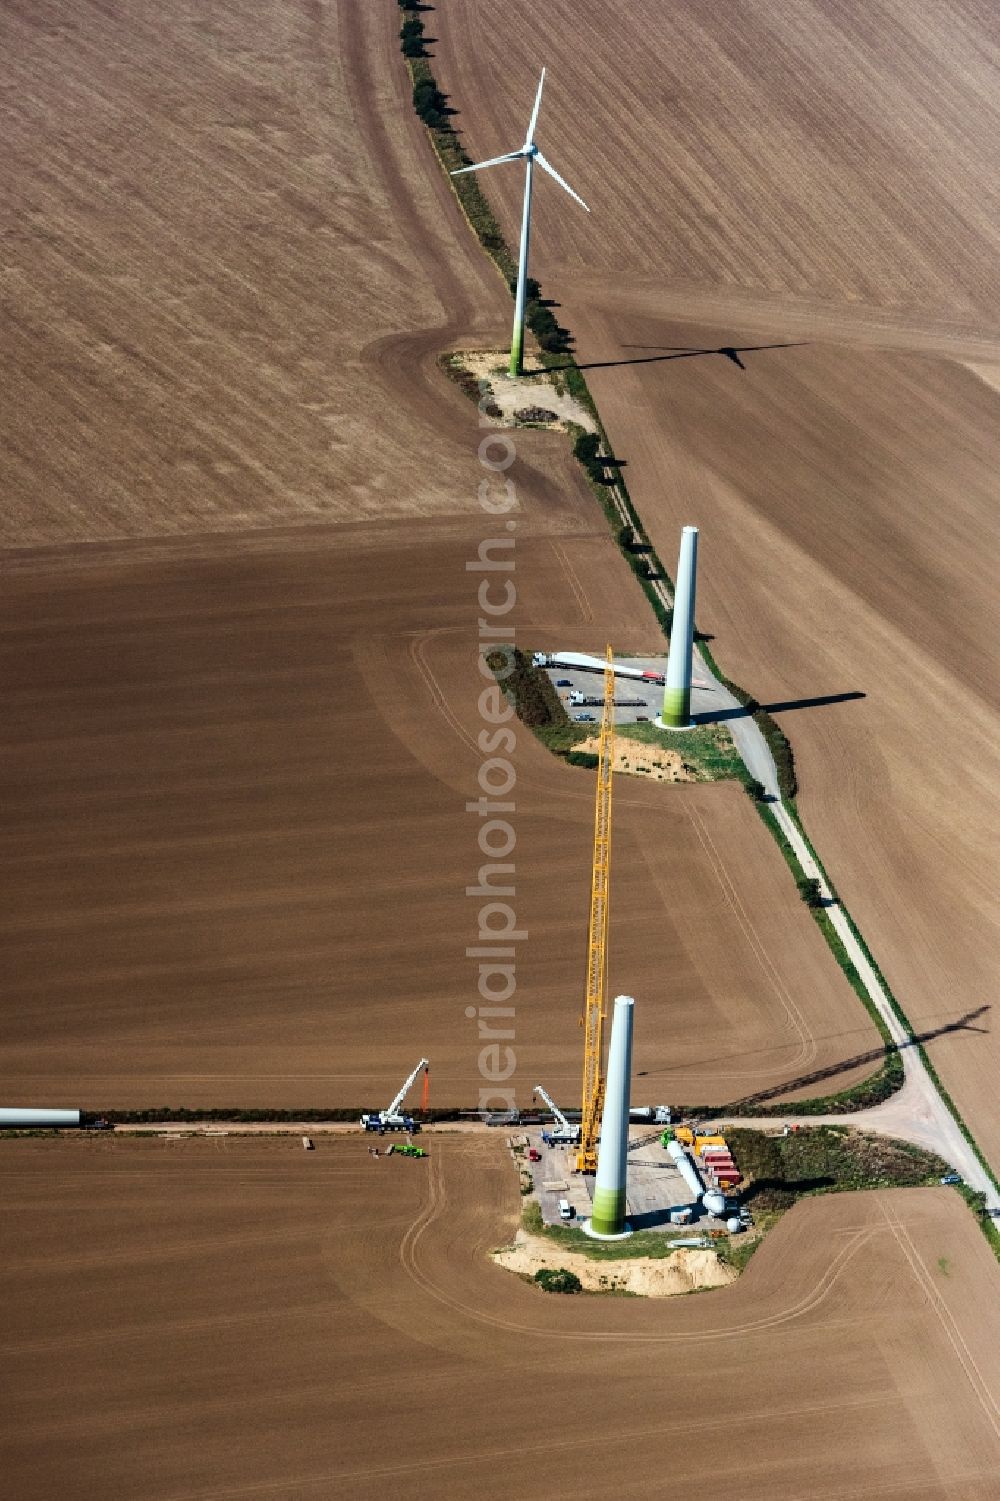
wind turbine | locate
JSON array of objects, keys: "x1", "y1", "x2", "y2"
[{"x1": 451, "y1": 69, "x2": 589, "y2": 377}]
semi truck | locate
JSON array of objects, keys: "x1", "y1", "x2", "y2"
[
  {"x1": 534, "y1": 651, "x2": 665, "y2": 686},
  {"x1": 630, "y1": 1105, "x2": 673, "y2": 1124},
  {"x1": 568, "y1": 691, "x2": 646, "y2": 708}
]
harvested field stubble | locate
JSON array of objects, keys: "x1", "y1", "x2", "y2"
[
  {"x1": 0, "y1": 512, "x2": 879, "y2": 1110},
  {"x1": 1, "y1": 1135, "x2": 998, "y2": 1500},
  {"x1": 0, "y1": 0, "x2": 517, "y2": 546},
  {"x1": 432, "y1": 0, "x2": 1000, "y2": 1171},
  {"x1": 0, "y1": 0, "x2": 888, "y2": 1117},
  {"x1": 433, "y1": 0, "x2": 1000, "y2": 326}
]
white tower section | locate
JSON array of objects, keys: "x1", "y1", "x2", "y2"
[
  {"x1": 585, "y1": 995, "x2": 635, "y2": 1238},
  {"x1": 660, "y1": 526, "x2": 699, "y2": 729}
]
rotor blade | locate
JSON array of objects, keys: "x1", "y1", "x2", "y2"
[
  {"x1": 450, "y1": 150, "x2": 524, "y2": 177},
  {"x1": 525, "y1": 67, "x2": 546, "y2": 145},
  {"x1": 535, "y1": 150, "x2": 590, "y2": 210}
]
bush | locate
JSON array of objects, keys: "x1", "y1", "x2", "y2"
[
  {"x1": 566, "y1": 750, "x2": 599, "y2": 769},
  {"x1": 534, "y1": 1267, "x2": 582, "y2": 1294},
  {"x1": 399, "y1": 18, "x2": 427, "y2": 56},
  {"x1": 727, "y1": 1126, "x2": 947, "y2": 1212},
  {"x1": 526, "y1": 299, "x2": 570, "y2": 353},
  {"x1": 572, "y1": 430, "x2": 604, "y2": 484},
  {"x1": 960, "y1": 1187, "x2": 989, "y2": 1220},
  {"x1": 486, "y1": 647, "x2": 568, "y2": 729},
  {"x1": 412, "y1": 77, "x2": 447, "y2": 127},
  {"x1": 745, "y1": 778, "x2": 765, "y2": 801},
  {"x1": 796, "y1": 876, "x2": 824, "y2": 908}
]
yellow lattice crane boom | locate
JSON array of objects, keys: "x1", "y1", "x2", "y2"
[{"x1": 575, "y1": 644, "x2": 615, "y2": 1174}]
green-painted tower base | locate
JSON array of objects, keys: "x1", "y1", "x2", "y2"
[
  {"x1": 660, "y1": 684, "x2": 692, "y2": 729},
  {"x1": 590, "y1": 1184, "x2": 627, "y2": 1237},
  {"x1": 509, "y1": 324, "x2": 524, "y2": 378}
]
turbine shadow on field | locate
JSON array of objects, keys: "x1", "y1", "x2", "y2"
[
  {"x1": 534, "y1": 343, "x2": 807, "y2": 375},
  {"x1": 692, "y1": 690, "x2": 867, "y2": 726},
  {"x1": 714, "y1": 1005, "x2": 990, "y2": 1113}
]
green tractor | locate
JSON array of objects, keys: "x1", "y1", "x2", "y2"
[{"x1": 397, "y1": 1143, "x2": 427, "y2": 1159}]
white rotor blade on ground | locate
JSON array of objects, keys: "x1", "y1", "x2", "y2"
[
  {"x1": 534, "y1": 150, "x2": 590, "y2": 211},
  {"x1": 450, "y1": 149, "x2": 525, "y2": 177},
  {"x1": 525, "y1": 66, "x2": 546, "y2": 146}
]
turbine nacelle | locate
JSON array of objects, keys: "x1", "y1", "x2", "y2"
[{"x1": 450, "y1": 67, "x2": 589, "y2": 212}]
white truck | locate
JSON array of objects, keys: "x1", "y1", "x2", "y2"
[
  {"x1": 361, "y1": 1058, "x2": 428, "y2": 1134},
  {"x1": 533, "y1": 1084, "x2": 581, "y2": 1146},
  {"x1": 629, "y1": 1105, "x2": 673, "y2": 1124}
]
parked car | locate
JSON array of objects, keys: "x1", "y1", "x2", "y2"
[
  {"x1": 940, "y1": 1172, "x2": 962, "y2": 1185},
  {"x1": 527, "y1": 1147, "x2": 541, "y2": 1162},
  {"x1": 556, "y1": 678, "x2": 572, "y2": 687}
]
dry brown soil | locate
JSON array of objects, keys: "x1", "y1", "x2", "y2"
[
  {"x1": 0, "y1": 0, "x2": 514, "y2": 545},
  {"x1": 0, "y1": 507, "x2": 878, "y2": 1110},
  {"x1": 1, "y1": 1134, "x2": 997, "y2": 1500},
  {"x1": 432, "y1": 0, "x2": 1000, "y2": 1167}
]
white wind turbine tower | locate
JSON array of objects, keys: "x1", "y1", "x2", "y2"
[{"x1": 451, "y1": 68, "x2": 589, "y2": 377}]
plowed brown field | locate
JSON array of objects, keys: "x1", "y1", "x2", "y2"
[
  {"x1": 0, "y1": 506, "x2": 878, "y2": 1110},
  {"x1": 432, "y1": 1, "x2": 1000, "y2": 1166},
  {"x1": 0, "y1": 0, "x2": 895, "y2": 1115},
  {"x1": 0, "y1": 0, "x2": 512, "y2": 546},
  {"x1": 2, "y1": 1135, "x2": 998, "y2": 1499}
]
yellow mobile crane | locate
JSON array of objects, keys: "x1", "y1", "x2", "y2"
[{"x1": 575, "y1": 645, "x2": 616, "y2": 1174}]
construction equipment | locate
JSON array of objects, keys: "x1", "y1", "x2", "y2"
[
  {"x1": 533, "y1": 1085, "x2": 579, "y2": 1145},
  {"x1": 575, "y1": 644, "x2": 616, "y2": 1174},
  {"x1": 360, "y1": 1058, "x2": 429, "y2": 1133},
  {"x1": 569, "y1": 691, "x2": 645, "y2": 709},
  {"x1": 397, "y1": 1143, "x2": 427, "y2": 1159},
  {"x1": 630, "y1": 1105, "x2": 672, "y2": 1123}
]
